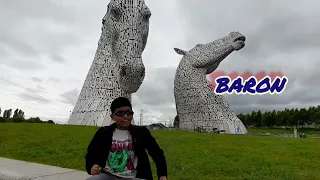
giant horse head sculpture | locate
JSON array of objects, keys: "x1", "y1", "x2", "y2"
[
  {"x1": 174, "y1": 32, "x2": 246, "y2": 74},
  {"x1": 172, "y1": 32, "x2": 247, "y2": 134},
  {"x1": 103, "y1": 0, "x2": 151, "y2": 93}
]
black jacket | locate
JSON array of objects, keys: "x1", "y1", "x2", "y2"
[{"x1": 85, "y1": 123, "x2": 167, "y2": 180}]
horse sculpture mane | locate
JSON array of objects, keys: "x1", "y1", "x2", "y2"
[
  {"x1": 68, "y1": 0, "x2": 151, "y2": 126},
  {"x1": 173, "y1": 32, "x2": 248, "y2": 134}
]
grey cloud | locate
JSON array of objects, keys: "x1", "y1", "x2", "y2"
[
  {"x1": 66, "y1": 78, "x2": 82, "y2": 84},
  {"x1": 40, "y1": 31, "x2": 81, "y2": 55},
  {"x1": 9, "y1": 59, "x2": 45, "y2": 71},
  {"x1": 240, "y1": 16, "x2": 320, "y2": 59},
  {"x1": 50, "y1": 54, "x2": 65, "y2": 63},
  {"x1": 0, "y1": 35, "x2": 39, "y2": 57},
  {"x1": 0, "y1": 44, "x2": 7, "y2": 56},
  {"x1": 31, "y1": 77, "x2": 61, "y2": 86},
  {"x1": 31, "y1": 77, "x2": 42, "y2": 83},
  {"x1": 1, "y1": 0, "x2": 78, "y2": 22},
  {"x1": 61, "y1": 89, "x2": 79, "y2": 106},
  {"x1": 15, "y1": 85, "x2": 55, "y2": 104},
  {"x1": 136, "y1": 67, "x2": 176, "y2": 106},
  {"x1": 132, "y1": 94, "x2": 143, "y2": 107},
  {"x1": 155, "y1": 104, "x2": 177, "y2": 120},
  {"x1": 0, "y1": 0, "x2": 82, "y2": 70},
  {"x1": 18, "y1": 92, "x2": 51, "y2": 104},
  {"x1": 0, "y1": 24, "x2": 81, "y2": 61},
  {"x1": 133, "y1": 72, "x2": 177, "y2": 123},
  {"x1": 48, "y1": 77, "x2": 61, "y2": 83}
]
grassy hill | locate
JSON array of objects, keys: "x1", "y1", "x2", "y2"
[{"x1": 0, "y1": 123, "x2": 319, "y2": 180}]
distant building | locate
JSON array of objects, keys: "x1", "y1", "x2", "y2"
[{"x1": 145, "y1": 123, "x2": 166, "y2": 130}]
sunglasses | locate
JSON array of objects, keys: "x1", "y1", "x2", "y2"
[{"x1": 113, "y1": 110, "x2": 134, "y2": 117}]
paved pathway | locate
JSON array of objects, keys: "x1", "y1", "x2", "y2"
[{"x1": 0, "y1": 157, "x2": 90, "y2": 180}]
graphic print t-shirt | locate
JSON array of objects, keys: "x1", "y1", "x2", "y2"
[{"x1": 104, "y1": 129, "x2": 138, "y2": 178}]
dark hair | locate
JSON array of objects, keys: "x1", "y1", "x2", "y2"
[{"x1": 110, "y1": 97, "x2": 132, "y2": 113}]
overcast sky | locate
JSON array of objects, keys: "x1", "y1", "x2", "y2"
[{"x1": 0, "y1": 0, "x2": 319, "y2": 124}]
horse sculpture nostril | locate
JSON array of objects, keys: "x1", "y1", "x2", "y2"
[
  {"x1": 233, "y1": 36, "x2": 246, "y2": 42},
  {"x1": 140, "y1": 71, "x2": 145, "y2": 81}
]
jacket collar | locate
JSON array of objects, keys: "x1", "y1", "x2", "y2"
[{"x1": 109, "y1": 122, "x2": 135, "y2": 132}]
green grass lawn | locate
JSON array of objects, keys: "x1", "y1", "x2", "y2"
[{"x1": 0, "y1": 123, "x2": 319, "y2": 180}]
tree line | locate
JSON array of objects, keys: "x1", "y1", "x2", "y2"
[
  {"x1": 173, "y1": 105, "x2": 320, "y2": 128},
  {"x1": 237, "y1": 106, "x2": 320, "y2": 128},
  {"x1": 0, "y1": 107, "x2": 55, "y2": 124}
]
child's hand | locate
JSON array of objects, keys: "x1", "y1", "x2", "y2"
[
  {"x1": 159, "y1": 176, "x2": 167, "y2": 180},
  {"x1": 91, "y1": 164, "x2": 101, "y2": 175}
]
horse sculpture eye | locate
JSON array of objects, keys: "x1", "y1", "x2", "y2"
[{"x1": 110, "y1": 9, "x2": 120, "y2": 20}]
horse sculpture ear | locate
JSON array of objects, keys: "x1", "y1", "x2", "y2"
[{"x1": 174, "y1": 48, "x2": 186, "y2": 56}]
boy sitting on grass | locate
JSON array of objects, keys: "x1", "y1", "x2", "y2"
[{"x1": 86, "y1": 97, "x2": 168, "y2": 180}]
